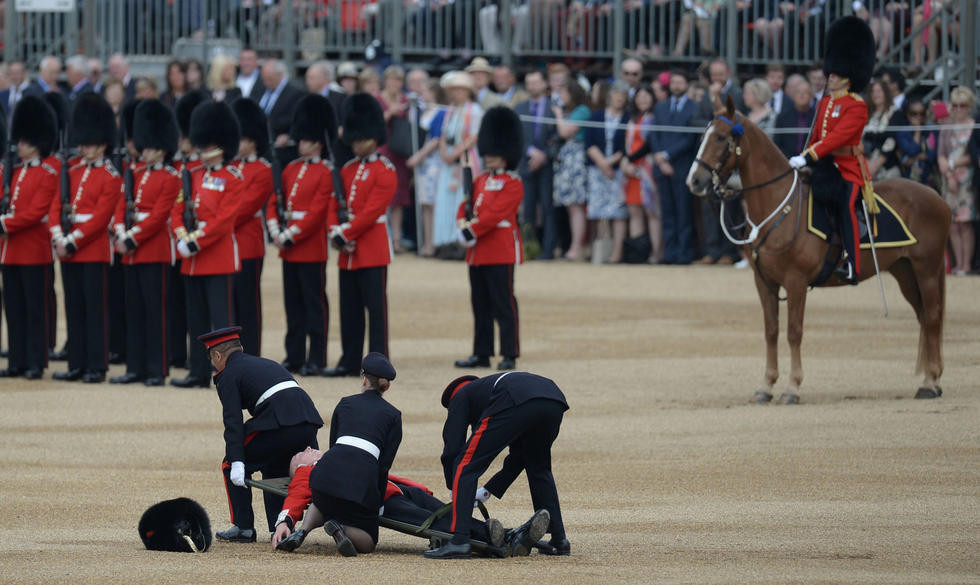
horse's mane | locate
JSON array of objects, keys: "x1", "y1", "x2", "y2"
[{"x1": 733, "y1": 112, "x2": 792, "y2": 172}]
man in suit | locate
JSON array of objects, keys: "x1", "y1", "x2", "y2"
[
  {"x1": 765, "y1": 63, "x2": 787, "y2": 116},
  {"x1": 694, "y1": 58, "x2": 744, "y2": 126},
  {"x1": 26, "y1": 56, "x2": 64, "y2": 97},
  {"x1": 64, "y1": 56, "x2": 95, "y2": 103},
  {"x1": 466, "y1": 58, "x2": 503, "y2": 111},
  {"x1": 107, "y1": 53, "x2": 137, "y2": 102},
  {"x1": 513, "y1": 71, "x2": 558, "y2": 260},
  {"x1": 236, "y1": 49, "x2": 264, "y2": 102},
  {"x1": 773, "y1": 80, "x2": 815, "y2": 159},
  {"x1": 259, "y1": 59, "x2": 306, "y2": 167},
  {"x1": 651, "y1": 71, "x2": 698, "y2": 265},
  {"x1": 492, "y1": 66, "x2": 527, "y2": 109},
  {"x1": 0, "y1": 61, "x2": 30, "y2": 119}
]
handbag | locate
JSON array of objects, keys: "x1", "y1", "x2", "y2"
[{"x1": 388, "y1": 117, "x2": 415, "y2": 158}]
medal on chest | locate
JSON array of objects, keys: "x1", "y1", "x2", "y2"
[
  {"x1": 202, "y1": 175, "x2": 226, "y2": 192},
  {"x1": 831, "y1": 105, "x2": 842, "y2": 118},
  {"x1": 485, "y1": 177, "x2": 504, "y2": 191}
]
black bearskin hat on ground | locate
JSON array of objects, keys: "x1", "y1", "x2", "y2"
[
  {"x1": 289, "y1": 94, "x2": 338, "y2": 146},
  {"x1": 138, "y1": 498, "x2": 212, "y2": 553},
  {"x1": 69, "y1": 93, "x2": 117, "y2": 147},
  {"x1": 175, "y1": 90, "x2": 210, "y2": 138},
  {"x1": 134, "y1": 99, "x2": 180, "y2": 159},
  {"x1": 477, "y1": 106, "x2": 524, "y2": 170},
  {"x1": 189, "y1": 101, "x2": 241, "y2": 163},
  {"x1": 231, "y1": 97, "x2": 271, "y2": 157},
  {"x1": 340, "y1": 92, "x2": 386, "y2": 146},
  {"x1": 823, "y1": 16, "x2": 876, "y2": 94},
  {"x1": 43, "y1": 91, "x2": 70, "y2": 149},
  {"x1": 11, "y1": 95, "x2": 58, "y2": 158},
  {"x1": 120, "y1": 98, "x2": 142, "y2": 143}
]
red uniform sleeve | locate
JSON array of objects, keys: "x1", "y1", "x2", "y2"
[
  {"x1": 280, "y1": 465, "x2": 314, "y2": 527},
  {"x1": 467, "y1": 179, "x2": 522, "y2": 238},
  {"x1": 388, "y1": 473, "x2": 434, "y2": 495},
  {"x1": 806, "y1": 98, "x2": 869, "y2": 161},
  {"x1": 194, "y1": 176, "x2": 241, "y2": 250},
  {"x1": 7, "y1": 169, "x2": 57, "y2": 234},
  {"x1": 289, "y1": 167, "x2": 331, "y2": 243},
  {"x1": 342, "y1": 165, "x2": 396, "y2": 241},
  {"x1": 112, "y1": 179, "x2": 127, "y2": 234},
  {"x1": 71, "y1": 173, "x2": 122, "y2": 250},
  {"x1": 134, "y1": 173, "x2": 180, "y2": 244},
  {"x1": 171, "y1": 184, "x2": 188, "y2": 236},
  {"x1": 235, "y1": 165, "x2": 272, "y2": 229}
]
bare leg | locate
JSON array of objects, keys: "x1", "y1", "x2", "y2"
[
  {"x1": 627, "y1": 204, "x2": 645, "y2": 238},
  {"x1": 421, "y1": 204, "x2": 435, "y2": 256},
  {"x1": 565, "y1": 204, "x2": 586, "y2": 260},
  {"x1": 696, "y1": 17, "x2": 713, "y2": 53},
  {"x1": 646, "y1": 210, "x2": 662, "y2": 262},
  {"x1": 752, "y1": 269, "x2": 779, "y2": 401},
  {"x1": 961, "y1": 222, "x2": 974, "y2": 273},
  {"x1": 672, "y1": 12, "x2": 693, "y2": 56},
  {"x1": 390, "y1": 205, "x2": 404, "y2": 252},
  {"x1": 911, "y1": 12, "x2": 924, "y2": 66},
  {"x1": 608, "y1": 219, "x2": 626, "y2": 263},
  {"x1": 949, "y1": 224, "x2": 965, "y2": 273}
]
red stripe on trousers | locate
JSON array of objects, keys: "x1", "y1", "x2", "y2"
[
  {"x1": 848, "y1": 185, "x2": 861, "y2": 275},
  {"x1": 507, "y1": 265, "x2": 519, "y2": 357},
  {"x1": 450, "y1": 417, "x2": 491, "y2": 532},
  {"x1": 221, "y1": 460, "x2": 235, "y2": 522}
]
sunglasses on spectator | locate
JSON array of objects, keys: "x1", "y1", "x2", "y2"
[{"x1": 951, "y1": 103, "x2": 971, "y2": 109}]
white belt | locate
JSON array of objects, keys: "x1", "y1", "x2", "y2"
[
  {"x1": 288, "y1": 210, "x2": 307, "y2": 220},
  {"x1": 72, "y1": 213, "x2": 93, "y2": 223},
  {"x1": 197, "y1": 221, "x2": 208, "y2": 229},
  {"x1": 255, "y1": 380, "x2": 300, "y2": 407},
  {"x1": 376, "y1": 215, "x2": 387, "y2": 224},
  {"x1": 135, "y1": 211, "x2": 150, "y2": 222},
  {"x1": 497, "y1": 220, "x2": 511, "y2": 228},
  {"x1": 253, "y1": 210, "x2": 263, "y2": 218},
  {"x1": 335, "y1": 435, "x2": 380, "y2": 459}
]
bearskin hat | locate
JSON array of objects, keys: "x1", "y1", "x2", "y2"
[
  {"x1": 290, "y1": 94, "x2": 339, "y2": 147},
  {"x1": 133, "y1": 99, "x2": 180, "y2": 159},
  {"x1": 43, "y1": 91, "x2": 70, "y2": 149},
  {"x1": 340, "y1": 93, "x2": 386, "y2": 146},
  {"x1": 10, "y1": 95, "x2": 58, "y2": 158},
  {"x1": 175, "y1": 90, "x2": 210, "y2": 138},
  {"x1": 69, "y1": 93, "x2": 117, "y2": 148},
  {"x1": 477, "y1": 106, "x2": 524, "y2": 170},
  {"x1": 231, "y1": 97, "x2": 271, "y2": 157},
  {"x1": 120, "y1": 98, "x2": 142, "y2": 143},
  {"x1": 189, "y1": 100, "x2": 241, "y2": 163},
  {"x1": 823, "y1": 16, "x2": 876, "y2": 94},
  {"x1": 138, "y1": 498, "x2": 212, "y2": 553}
]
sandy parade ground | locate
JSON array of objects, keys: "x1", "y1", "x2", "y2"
[{"x1": 0, "y1": 253, "x2": 977, "y2": 585}]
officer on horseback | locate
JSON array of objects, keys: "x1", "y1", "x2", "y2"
[{"x1": 789, "y1": 16, "x2": 876, "y2": 285}]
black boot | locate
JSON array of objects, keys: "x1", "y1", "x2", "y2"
[
  {"x1": 215, "y1": 525, "x2": 256, "y2": 543},
  {"x1": 505, "y1": 509, "x2": 551, "y2": 557},
  {"x1": 453, "y1": 355, "x2": 489, "y2": 368},
  {"x1": 424, "y1": 541, "x2": 471, "y2": 559},
  {"x1": 324, "y1": 520, "x2": 357, "y2": 557}
]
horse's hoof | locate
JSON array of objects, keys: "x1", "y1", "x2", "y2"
[
  {"x1": 750, "y1": 391, "x2": 773, "y2": 404},
  {"x1": 914, "y1": 387, "x2": 942, "y2": 399},
  {"x1": 775, "y1": 393, "x2": 800, "y2": 405}
]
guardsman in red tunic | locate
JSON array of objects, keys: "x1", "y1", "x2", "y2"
[
  {"x1": 48, "y1": 94, "x2": 123, "y2": 383},
  {"x1": 789, "y1": 16, "x2": 876, "y2": 284},
  {"x1": 265, "y1": 94, "x2": 339, "y2": 376},
  {"x1": 0, "y1": 96, "x2": 59, "y2": 379},
  {"x1": 453, "y1": 107, "x2": 524, "y2": 371},
  {"x1": 169, "y1": 100, "x2": 243, "y2": 388},
  {"x1": 323, "y1": 94, "x2": 397, "y2": 378},
  {"x1": 230, "y1": 98, "x2": 275, "y2": 358},
  {"x1": 109, "y1": 99, "x2": 181, "y2": 387}
]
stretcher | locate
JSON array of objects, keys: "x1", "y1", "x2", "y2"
[{"x1": 246, "y1": 476, "x2": 516, "y2": 557}]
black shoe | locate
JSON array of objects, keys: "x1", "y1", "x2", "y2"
[
  {"x1": 485, "y1": 518, "x2": 505, "y2": 548},
  {"x1": 110, "y1": 372, "x2": 142, "y2": 384},
  {"x1": 298, "y1": 363, "x2": 322, "y2": 376},
  {"x1": 424, "y1": 541, "x2": 471, "y2": 559},
  {"x1": 49, "y1": 347, "x2": 69, "y2": 361},
  {"x1": 276, "y1": 528, "x2": 308, "y2": 552},
  {"x1": 82, "y1": 371, "x2": 106, "y2": 383},
  {"x1": 537, "y1": 537, "x2": 571, "y2": 556},
  {"x1": 506, "y1": 509, "x2": 550, "y2": 557},
  {"x1": 53, "y1": 368, "x2": 83, "y2": 381},
  {"x1": 23, "y1": 368, "x2": 43, "y2": 380},
  {"x1": 143, "y1": 377, "x2": 165, "y2": 387},
  {"x1": 280, "y1": 360, "x2": 302, "y2": 373},
  {"x1": 0, "y1": 367, "x2": 23, "y2": 377},
  {"x1": 215, "y1": 525, "x2": 256, "y2": 543},
  {"x1": 454, "y1": 355, "x2": 489, "y2": 368},
  {"x1": 835, "y1": 262, "x2": 858, "y2": 285},
  {"x1": 324, "y1": 520, "x2": 357, "y2": 557},
  {"x1": 108, "y1": 352, "x2": 125, "y2": 364},
  {"x1": 497, "y1": 358, "x2": 516, "y2": 371},
  {"x1": 171, "y1": 375, "x2": 210, "y2": 388},
  {"x1": 321, "y1": 365, "x2": 359, "y2": 377}
]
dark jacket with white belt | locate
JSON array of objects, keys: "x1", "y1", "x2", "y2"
[
  {"x1": 213, "y1": 351, "x2": 324, "y2": 463},
  {"x1": 309, "y1": 391, "x2": 402, "y2": 510}
]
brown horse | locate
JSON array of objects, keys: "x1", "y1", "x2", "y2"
[{"x1": 686, "y1": 96, "x2": 949, "y2": 403}]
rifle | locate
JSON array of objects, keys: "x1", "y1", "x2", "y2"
[
  {"x1": 181, "y1": 167, "x2": 197, "y2": 232},
  {"x1": 58, "y1": 129, "x2": 72, "y2": 234},
  {"x1": 271, "y1": 155, "x2": 286, "y2": 223},
  {"x1": 462, "y1": 152, "x2": 474, "y2": 221},
  {"x1": 323, "y1": 132, "x2": 349, "y2": 224},
  {"x1": 118, "y1": 120, "x2": 136, "y2": 231},
  {"x1": 0, "y1": 143, "x2": 14, "y2": 214}
]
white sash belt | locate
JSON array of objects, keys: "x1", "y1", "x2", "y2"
[
  {"x1": 376, "y1": 215, "x2": 387, "y2": 224},
  {"x1": 73, "y1": 213, "x2": 93, "y2": 223},
  {"x1": 335, "y1": 435, "x2": 380, "y2": 459},
  {"x1": 288, "y1": 210, "x2": 307, "y2": 220},
  {"x1": 496, "y1": 220, "x2": 511, "y2": 228},
  {"x1": 256, "y1": 380, "x2": 300, "y2": 407},
  {"x1": 135, "y1": 211, "x2": 150, "y2": 222}
]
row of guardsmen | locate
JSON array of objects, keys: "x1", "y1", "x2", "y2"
[{"x1": 0, "y1": 87, "x2": 397, "y2": 385}]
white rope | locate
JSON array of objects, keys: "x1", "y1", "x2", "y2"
[{"x1": 720, "y1": 170, "x2": 799, "y2": 246}]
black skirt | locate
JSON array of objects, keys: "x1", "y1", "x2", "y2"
[{"x1": 311, "y1": 491, "x2": 380, "y2": 544}]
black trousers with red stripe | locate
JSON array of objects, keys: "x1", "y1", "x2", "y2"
[
  {"x1": 47, "y1": 264, "x2": 56, "y2": 350},
  {"x1": 185, "y1": 273, "x2": 235, "y2": 379},
  {"x1": 107, "y1": 255, "x2": 126, "y2": 360},
  {"x1": 2, "y1": 264, "x2": 49, "y2": 371},
  {"x1": 62, "y1": 262, "x2": 109, "y2": 373},
  {"x1": 221, "y1": 423, "x2": 319, "y2": 533},
  {"x1": 282, "y1": 260, "x2": 328, "y2": 368},
  {"x1": 233, "y1": 257, "x2": 264, "y2": 357},
  {"x1": 449, "y1": 398, "x2": 566, "y2": 545},
  {"x1": 385, "y1": 485, "x2": 491, "y2": 541},
  {"x1": 336, "y1": 266, "x2": 388, "y2": 371},
  {"x1": 123, "y1": 263, "x2": 169, "y2": 379},
  {"x1": 837, "y1": 183, "x2": 862, "y2": 275},
  {"x1": 168, "y1": 264, "x2": 188, "y2": 367},
  {"x1": 468, "y1": 264, "x2": 519, "y2": 359}
]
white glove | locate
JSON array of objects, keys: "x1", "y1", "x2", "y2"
[
  {"x1": 789, "y1": 155, "x2": 807, "y2": 169},
  {"x1": 456, "y1": 228, "x2": 477, "y2": 248},
  {"x1": 230, "y1": 461, "x2": 246, "y2": 487},
  {"x1": 176, "y1": 239, "x2": 193, "y2": 258},
  {"x1": 473, "y1": 486, "x2": 491, "y2": 508}
]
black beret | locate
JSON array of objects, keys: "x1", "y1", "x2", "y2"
[
  {"x1": 138, "y1": 497, "x2": 212, "y2": 553},
  {"x1": 197, "y1": 326, "x2": 242, "y2": 349},
  {"x1": 441, "y1": 375, "x2": 478, "y2": 409},
  {"x1": 361, "y1": 352, "x2": 395, "y2": 381}
]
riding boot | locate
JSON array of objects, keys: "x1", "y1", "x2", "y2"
[{"x1": 835, "y1": 193, "x2": 860, "y2": 285}]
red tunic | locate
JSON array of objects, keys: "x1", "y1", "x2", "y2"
[
  {"x1": 0, "y1": 158, "x2": 58, "y2": 266},
  {"x1": 49, "y1": 159, "x2": 123, "y2": 264},
  {"x1": 170, "y1": 164, "x2": 243, "y2": 276},
  {"x1": 456, "y1": 171, "x2": 524, "y2": 266},
  {"x1": 336, "y1": 155, "x2": 397, "y2": 270},
  {"x1": 265, "y1": 157, "x2": 337, "y2": 263},
  {"x1": 803, "y1": 89, "x2": 871, "y2": 187},
  {"x1": 234, "y1": 156, "x2": 274, "y2": 261},
  {"x1": 114, "y1": 163, "x2": 181, "y2": 265}
]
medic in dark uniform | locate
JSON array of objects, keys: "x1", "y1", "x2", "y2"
[
  {"x1": 109, "y1": 99, "x2": 181, "y2": 386},
  {"x1": 426, "y1": 372, "x2": 570, "y2": 559},
  {"x1": 197, "y1": 326, "x2": 323, "y2": 543},
  {"x1": 453, "y1": 107, "x2": 524, "y2": 372},
  {"x1": 48, "y1": 93, "x2": 122, "y2": 384},
  {"x1": 322, "y1": 94, "x2": 397, "y2": 378},
  {"x1": 789, "y1": 16, "x2": 876, "y2": 284},
  {"x1": 170, "y1": 100, "x2": 244, "y2": 388},
  {"x1": 0, "y1": 96, "x2": 59, "y2": 379},
  {"x1": 265, "y1": 94, "x2": 338, "y2": 376},
  {"x1": 230, "y1": 98, "x2": 274, "y2": 357}
]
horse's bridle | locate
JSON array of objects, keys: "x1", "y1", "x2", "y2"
[{"x1": 695, "y1": 114, "x2": 795, "y2": 198}]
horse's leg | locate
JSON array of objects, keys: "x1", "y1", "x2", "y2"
[
  {"x1": 777, "y1": 279, "x2": 808, "y2": 405},
  {"x1": 914, "y1": 262, "x2": 945, "y2": 397},
  {"x1": 751, "y1": 271, "x2": 779, "y2": 403}
]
